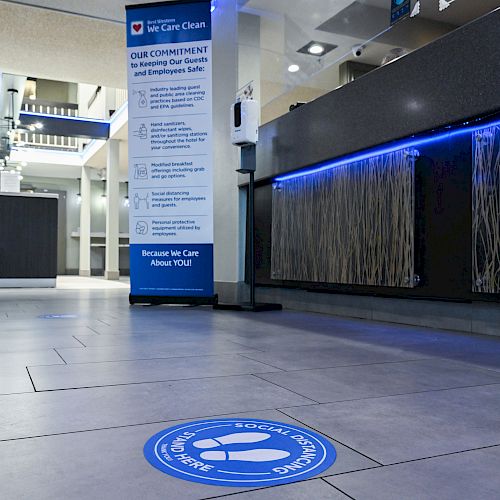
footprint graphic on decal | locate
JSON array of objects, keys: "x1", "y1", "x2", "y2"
[
  {"x1": 193, "y1": 432, "x2": 271, "y2": 449},
  {"x1": 200, "y1": 449, "x2": 291, "y2": 462}
]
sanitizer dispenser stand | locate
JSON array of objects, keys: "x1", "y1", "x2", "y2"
[{"x1": 215, "y1": 100, "x2": 282, "y2": 313}]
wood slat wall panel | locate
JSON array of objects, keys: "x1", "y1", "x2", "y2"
[
  {"x1": 271, "y1": 150, "x2": 415, "y2": 288},
  {"x1": 473, "y1": 125, "x2": 500, "y2": 294}
]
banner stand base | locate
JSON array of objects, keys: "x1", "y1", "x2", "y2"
[
  {"x1": 130, "y1": 295, "x2": 218, "y2": 306},
  {"x1": 213, "y1": 302, "x2": 282, "y2": 313}
]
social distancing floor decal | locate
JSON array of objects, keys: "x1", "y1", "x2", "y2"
[{"x1": 143, "y1": 419, "x2": 337, "y2": 487}]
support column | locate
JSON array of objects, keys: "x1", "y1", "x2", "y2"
[
  {"x1": 105, "y1": 139, "x2": 120, "y2": 280},
  {"x1": 79, "y1": 165, "x2": 91, "y2": 277},
  {"x1": 212, "y1": 0, "x2": 241, "y2": 301}
]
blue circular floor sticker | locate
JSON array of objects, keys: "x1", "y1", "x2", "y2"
[
  {"x1": 144, "y1": 419, "x2": 336, "y2": 487},
  {"x1": 38, "y1": 314, "x2": 78, "y2": 319}
]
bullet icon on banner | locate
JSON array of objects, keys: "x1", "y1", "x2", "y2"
[
  {"x1": 134, "y1": 164, "x2": 148, "y2": 180},
  {"x1": 134, "y1": 193, "x2": 150, "y2": 210},
  {"x1": 136, "y1": 221, "x2": 148, "y2": 235},
  {"x1": 135, "y1": 90, "x2": 148, "y2": 108},
  {"x1": 133, "y1": 123, "x2": 148, "y2": 140}
]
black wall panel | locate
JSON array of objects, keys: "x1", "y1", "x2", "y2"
[
  {"x1": 0, "y1": 196, "x2": 58, "y2": 279},
  {"x1": 414, "y1": 136, "x2": 472, "y2": 299}
]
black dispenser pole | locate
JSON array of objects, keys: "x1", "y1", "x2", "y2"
[
  {"x1": 248, "y1": 169, "x2": 256, "y2": 307},
  {"x1": 214, "y1": 145, "x2": 282, "y2": 312}
]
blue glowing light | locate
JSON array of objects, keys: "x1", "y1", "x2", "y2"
[
  {"x1": 274, "y1": 117, "x2": 500, "y2": 182},
  {"x1": 19, "y1": 111, "x2": 107, "y2": 124}
]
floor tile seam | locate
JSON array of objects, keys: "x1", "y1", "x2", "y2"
[
  {"x1": 78, "y1": 332, "x2": 239, "y2": 338},
  {"x1": 1, "y1": 358, "x2": 63, "y2": 368},
  {"x1": 199, "y1": 476, "x2": 344, "y2": 500},
  {"x1": 276, "y1": 409, "x2": 383, "y2": 466},
  {"x1": 225, "y1": 340, "x2": 266, "y2": 352},
  {"x1": 97, "y1": 319, "x2": 112, "y2": 326},
  {"x1": 429, "y1": 356, "x2": 500, "y2": 375},
  {"x1": 276, "y1": 380, "x2": 500, "y2": 408},
  {"x1": 251, "y1": 356, "x2": 436, "y2": 374},
  {"x1": 11, "y1": 361, "x2": 67, "y2": 369},
  {"x1": 0, "y1": 404, "x2": 324, "y2": 444},
  {"x1": 251, "y1": 374, "x2": 321, "y2": 404},
  {"x1": 39, "y1": 351, "x2": 264, "y2": 366},
  {"x1": 25, "y1": 367, "x2": 36, "y2": 392},
  {"x1": 323, "y1": 442, "x2": 500, "y2": 479},
  {"x1": 72, "y1": 336, "x2": 87, "y2": 347},
  {"x1": 237, "y1": 353, "x2": 287, "y2": 372},
  {"x1": 0, "y1": 389, "x2": 36, "y2": 396},
  {"x1": 314, "y1": 379, "x2": 500, "y2": 404},
  {"x1": 28, "y1": 370, "x2": 290, "y2": 392},
  {"x1": 379, "y1": 442, "x2": 500, "y2": 468},
  {"x1": 85, "y1": 326, "x2": 101, "y2": 335},
  {"x1": 53, "y1": 349, "x2": 67, "y2": 365},
  {"x1": 320, "y1": 478, "x2": 357, "y2": 500}
]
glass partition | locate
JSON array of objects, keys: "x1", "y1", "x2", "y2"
[{"x1": 237, "y1": 0, "x2": 500, "y2": 123}]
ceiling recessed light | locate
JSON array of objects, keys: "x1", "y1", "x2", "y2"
[
  {"x1": 308, "y1": 44, "x2": 325, "y2": 55},
  {"x1": 29, "y1": 94, "x2": 36, "y2": 100},
  {"x1": 298, "y1": 41, "x2": 338, "y2": 57},
  {"x1": 288, "y1": 64, "x2": 300, "y2": 73},
  {"x1": 34, "y1": 122, "x2": 43, "y2": 130},
  {"x1": 21, "y1": 161, "x2": 28, "y2": 167}
]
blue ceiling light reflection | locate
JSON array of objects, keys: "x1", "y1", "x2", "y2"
[{"x1": 274, "y1": 117, "x2": 500, "y2": 182}]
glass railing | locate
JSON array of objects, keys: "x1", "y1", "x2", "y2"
[{"x1": 18, "y1": 100, "x2": 80, "y2": 151}]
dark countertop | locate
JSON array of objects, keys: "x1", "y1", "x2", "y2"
[{"x1": 245, "y1": 7, "x2": 500, "y2": 184}]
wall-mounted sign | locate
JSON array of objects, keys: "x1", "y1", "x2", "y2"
[
  {"x1": 144, "y1": 418, "x2": 337, "y2": 487},
  {"x1": 391, "y1": 0, "x2": 411, "y2": 24},
  {"x1": 126, "y1": 0, "x2": 215, "y2": 305}
]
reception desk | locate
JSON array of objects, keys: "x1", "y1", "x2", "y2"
[
  {"x1": 0, "y1": 192, "x2": 58, "y2": 287},
  {"x1": 242, "y1": 8, "x2": 500, "y2": 304}
]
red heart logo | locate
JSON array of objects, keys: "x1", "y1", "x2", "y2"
[{"x1": 133, "y1": 23, "x2": 142, "y2": 33}]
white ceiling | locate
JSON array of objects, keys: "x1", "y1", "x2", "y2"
[
  {"x1": 1, "y1": 0, "x2": 162, "y2": 22},
  {"x1": 0, "y1": 1, "x2": 127, "y2": 88},
  {"x1": 1, "y1": 0, "x2": 497, "y2": 87},
  {"x1": 1, "y1": 0, "x2": 498, "y2": 177}
]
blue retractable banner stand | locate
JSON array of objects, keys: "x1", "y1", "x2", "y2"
[{"x1": 126, "y1": 0, "x2": 215, "y2": 305}]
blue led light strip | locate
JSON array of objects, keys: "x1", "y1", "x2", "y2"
[
  {"x1": 19, "y1": 111, "x2": 108, "y2": 124},
  {"x1": 274, "y1": 117, "x2": 500, "y2": 182}
]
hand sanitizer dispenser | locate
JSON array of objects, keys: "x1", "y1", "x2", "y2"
[{"x1": 231, "y1": 99, "x2": 259, "y2": 146}]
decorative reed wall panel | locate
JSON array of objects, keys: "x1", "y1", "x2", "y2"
[
  {"x1": 473, "y1": 125, "x2": 500, "y2": 294},
  {"x1": 271, "y1": 150, "x2": 415, "y2": 288}
]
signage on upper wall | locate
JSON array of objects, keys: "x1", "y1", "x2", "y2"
[
  {"x1": 126, "y1": 0, "x2": 215, "y2": 304},
  {"x1": 144, "y1": 418, "x2": 337, "y2": 487},
  {"x1": 390, "y1": 0, "x2": 411, "y2": 24}
]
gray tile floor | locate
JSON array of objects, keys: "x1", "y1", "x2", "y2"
[{"x1": 2, "y1": 282, "x2": 500, "y2": 499}]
